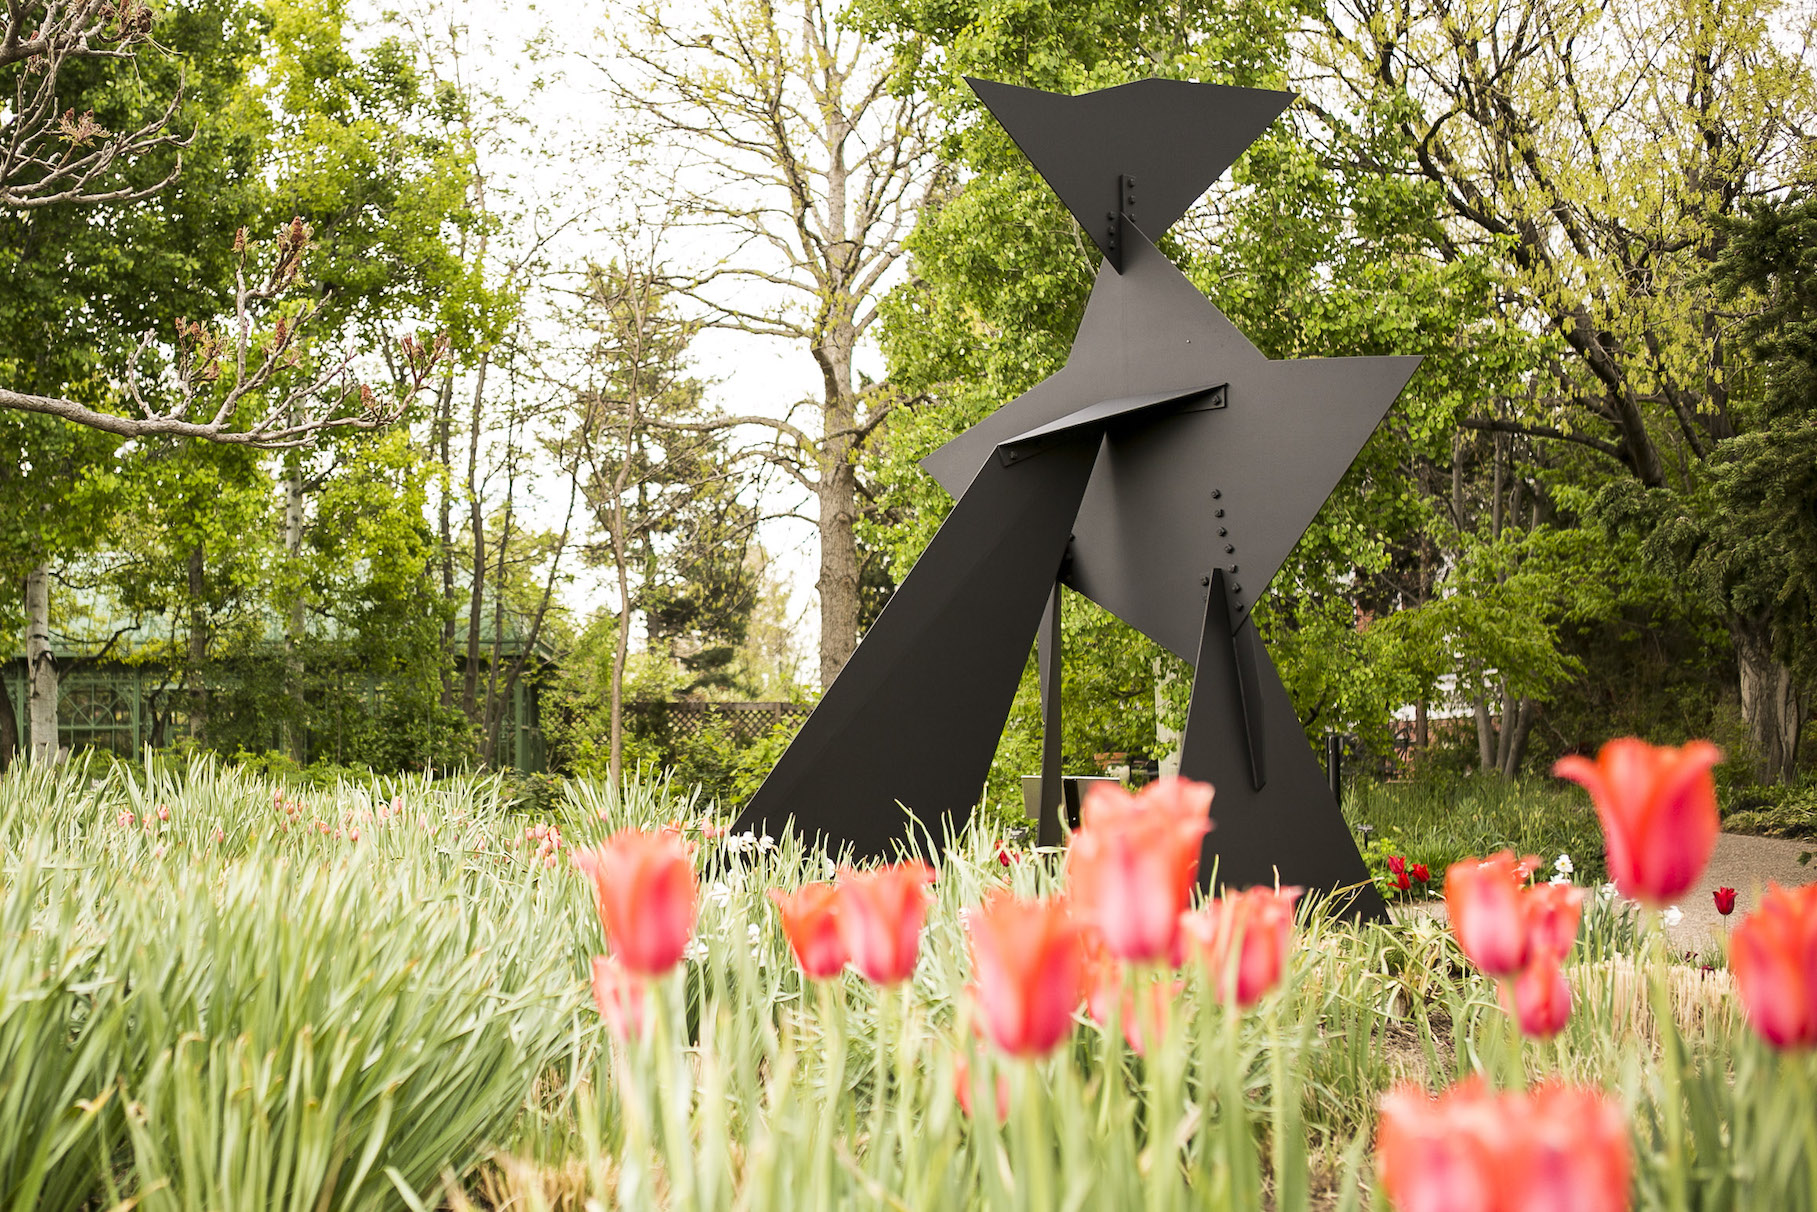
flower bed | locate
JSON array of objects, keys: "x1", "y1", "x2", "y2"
[{"x1": 0, "y1": 743, "x2": 1809, "y2": 1210}]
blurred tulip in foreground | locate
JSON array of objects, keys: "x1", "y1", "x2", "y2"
[
  {"x1": 1178, "y1": 885, "x2": 1302, "y2": 1007},
  {"x1": 966, "y1": 890, "x2": 1085, "y2": 1056},
  {"x1": 1066, "y1": 777, "x2": 1213, "y2": 964},
  {"x1": 836, "y1": 861, "x2": 936, "y2": 986},
  {"x1": 1554, "y1": 738, "x2": 1722, "y2": 905},
  {"x1": 1378, "y1": 1077, "x2": 1631, "y2": 1212},
  {"x1": 1522, "y1": 881, "x2": 1585, "y2": 961},
  {"x1": 953, "y1": 1053, "x2": 1009, "y2": 1123},
  {"x1": 575, "y1": 829, "x2": 698, "y2": 976},
  {"x1": 1731, "y1": 882, "x2": 1817, "y2": 1049},
  {"x1": 769, "y1": 882, "x2": 848, "y2": 979},
  {"x1": 590, "y1": 956, "x2": 646, "y2": 1040}
]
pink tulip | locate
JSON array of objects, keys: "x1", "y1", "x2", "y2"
[
  {"x1": 1730, "y1": 882, "x2": 1817, "y2": 1049},
  {"x1": 1554, "y1": 738, "x2": 1722, "y2": 905},
  {"x1": 1503, "y1": 951, "x2": 1573, "y2": 1038},
  {"x1": 590, "y1": 956, "x2": 646, "y2": 1040},
  {"x1": 1178, "y1": 885, "x2": 1302, "y2": 1006},
  {"x1": 574, "y1": 830, "x2": 698, "y2": 976},
  {"x1": 1444, "y1": 852, "x2": 1535, "y2": 976},
  {"x1": 966, "y1": 890, "x2": 1085, "y2": 1057},
  {"x1": 1522, "y1": 882, "x2": 1585, "y2": 960},
  {"x1": 770, "y1": 883, "x2": 849, "y2": 979},
  {"x1": 835, "y1": 862, "x2": 935, "y2": 986},
  {"x1": 1066, "y1": 777, "x2": 1214, "y2": 964}
]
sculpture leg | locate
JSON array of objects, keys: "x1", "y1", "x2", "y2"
[
  {"x1": 1178, "y1": 572, "x2": 1388, "y2": 920},
  {"x1": 1036, "y1": 581, "x2": 1065, "y2": 848},
  {"x1": 733, "y1": 434, "x2": 1104, "y2": 862}
]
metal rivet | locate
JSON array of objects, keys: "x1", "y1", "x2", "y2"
[
  {"x1": 1200, "y1": 575, "x2": 1210, "y2": 586},
  {"x1": 1210, "y1": 489, "x2": 1221, "y2": 499},
  {"x1": 1234, "y1": 584, "x2": 1244, "y2": 593},
  {"x1": 1228, "y1": 564, "x2": 1239, "y2": 574},
  {"x1": 1218, "y1": 527, "x2": 1227, "y2": 536},
  {"x1": 1225, "y1": 543, "x2": 1235, "y2": 554},
  {"x1": 1215, "y1": 508, "x2": 1224, "y2": 517}
]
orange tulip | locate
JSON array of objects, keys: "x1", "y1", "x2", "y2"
[
  {"x1": 1553, "y1": 738, "x2": 1722, "y2": 905},
  {"x1": 1378, "y1": 1078, "x2": 1630, "y2": 1212},
  {"x1": 966, "y1": 890, "x2": 1085, "y2": 1057},
  {"x1": 835, "y1": 861, "x2": 936, "y2": 986},
  {"x1": 1502, "y1": 951, "x2": 1572, "y2": 1038},
  {"x1": 1066, "y1": 776, "x2": 1214, "y2": 964},
  {"x1": 1730, "y1": 882, "x2": 1817, "y2": 1049},
  {"x1": 1178, "y1": 885, "x2": 1302, "y2": 1006},
  {"x1": 575, "y1": 829, "x2": 698, "y2": 976},
  {"x1": 1444, "y1": 852, "x2": 1535, "y2": 977},
  {"x1": 590, "y1": 956, "x2": 646, "y2": 1040},
  {"x1": 769, "y1": 882, "x2": 848, "y2": 979}
]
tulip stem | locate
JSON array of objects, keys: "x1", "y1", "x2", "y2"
[{"x1": 1646, "y1": 916, "x2": 1691, "y2": 1212}]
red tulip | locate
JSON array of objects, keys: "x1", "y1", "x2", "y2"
[
  {"x1": 590, "y1": 956, "x2": 646, "y2": 1040},
  {"x1": 1066, "y1": 776, "x2": 1214, "y2": 964},
  {"x1": 1523, "y1": 882, "x2": 1585, "y2": 961},
  {"x1": 1410, "y1": 862, "x2": 1430, "y2": 884},
  {"x1": 1713, "y1": 886, "x2": 1738, "y2": 916},
  {"x1": 1503, "y1": 952, "x2": 1573, "y2": 1038},
  {"x1": 1388, "y1": 855, "x2": 1407, "y2": 876},
  {"x1": 1444, "y1": 852, "x2": 1534, "y2": 977},
  {"x1": 1730, "y1": 882, "x2": 1817, "y2": 1049},
  {"x1": 966, "y1": 890, "x2": 1085, "y2": 1057},
  {"x1": 1378, "y1": 1078, "x2": 1630, "y2": 1212},
  {"x1": 769, "y1": 883, "x2": 848, "y2": 979},
  {"x1": 1553, "y1": 738, "x2": 1722, "y2": 905},
  {"x1": 575, "y1": 830, "x2": 698, "y2": 976},
  {"x1": 1394, "y1": 871, "x2": 1411, "y2": 891},
  {"x1": 835, "y1": 861, "x2": 935, "y2": 986},
  {"x1": 1178, "y1": 886, "x2": 1302, "y2": 1007}
]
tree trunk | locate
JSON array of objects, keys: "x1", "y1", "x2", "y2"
[
  {"x1": 0, "y1": 659, "x2": 19, "y2": 770},
  {"x1": 1732, "y1": 615, "x2": 1805, "y2": 784},
  {"x1": 1499, "y1": 697, "x2": 1535, "y2": 779},
  {"x1": 284, "y1": 453, "x2": 307, "y2": 761},
  {"x1": 1473, "y1": 697, "x2": 1495, "y2": 773},
  {"x1": 187, "y1": 542, "x2": 208, "y2": 743},
  {"x1": 25, "y1": 564, "x2": 58, "y2": 766},
  {"x1": 813, "y1": 329, "x2": 862, "y2": 688},
  {"x1": 461, "y1": 353, "x2": 491, "y2": 723}
]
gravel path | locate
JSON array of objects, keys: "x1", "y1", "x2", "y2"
[{"x1": 1388, "y1": 832, "x2": 1817, "y2": 954}]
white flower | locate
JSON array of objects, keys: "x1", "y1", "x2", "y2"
[
  {"x1": 685, "y1": 938, "x2": 710, "y2": 963},
  {"x1": 823, "y1": 856, "x2": 837, "y2": 878},
  {"x1": 746, "y1": 923, "x2": 763, "y2": 946},
  {"x1": 1662, "y1": 906, "x2": 1684, "y2": 928},
  {"x1": 758, "y1": 834, "x2": 775, "y2": 852},
  {"x1": 1598, "y1": 882, "x2": 1619, "y2": 899},
  {"x1": 706, "y1": 880, "x2": 733, "y2": 908},
  {"x1": 1553, "y1": 853, "x2": 1575, "y2": 876},
  {"x1": 726, "y1": 832, "x2": 757, "y2": 853},
  {"x1": 1549, "y1": 873, "x2": 1572, "y2": 886}
]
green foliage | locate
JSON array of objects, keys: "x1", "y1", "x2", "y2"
[{"x1": 1343, "y1": 775, "x2": 1611, "y2": 889}]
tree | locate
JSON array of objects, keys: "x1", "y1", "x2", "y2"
[
  {"x1": 1305, "y1": 0, "x2": 1816, "y2": 779},
  {"x1": 605, "y1": 0, "x2": 939, "y2": 688},
  {"x1": 556, "y1": 256, "x2": 758, "y2": 783}
]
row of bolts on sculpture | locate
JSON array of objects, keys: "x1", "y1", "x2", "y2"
[{"x1": 562, "y1": 737, "x2": 1808, "y2": 1212}]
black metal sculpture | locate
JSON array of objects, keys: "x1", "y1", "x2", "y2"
[{"x1": 732, "y1": 77, "x2": 1419, "y2": 919}]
